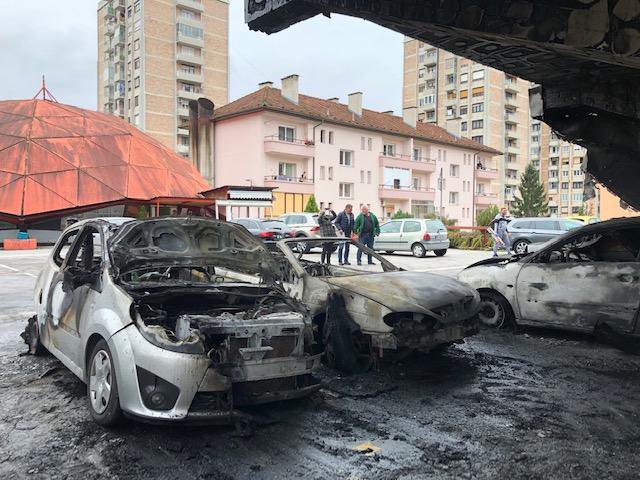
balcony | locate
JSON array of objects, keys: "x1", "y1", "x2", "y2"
[
  {"x1": 177, "y1": 127, "x2": 189, "y2": 136},
  {"x1": 504, "y1": 111, "x2": 518, "y2": 123},
  {"x1": 504, "y1": 79, "x2": 519, "y2": 93},
  {"x1": 177, "y1": 70, "x2": 203, "y2": 83},
  {"x1": 177, "y1": 32, "x2": 204, "y2": 48},
  {"x1": 263, "y1": 176, "x2": 315, "y2": 194},
  {"x1": 177, "y1": 89, "x2": 201, "y2": 101},
  {"x1": 177, "y1": 144, "x2": 190, "y2": 155},
  {"x1": 379, "y1": 153, "x2": 436, "y2": 173},
  {"x1": 176, "y1": 0, "x2": 204, "y2": 12},
  {"x1": 475, "y1": 167, "x2": 499, "y2": 180},
  {"x1": 507, "y1": 145, "x2": 519, "y2": 154},
  {"x1": 177, "y1": 106, "x2": 190, "y2": 118},
  {"x1": 378, "y1": 185, "x2": 436, "y2": 201},
  {"x1": 264, "y1": 136, "x2": 314, "y2": 158},
  {"x1": 177, "y1": 52, "x2": 203, "y2": 66},
  {"x1": 475, "y1": 193, "x2": 499, "y2": 205}
]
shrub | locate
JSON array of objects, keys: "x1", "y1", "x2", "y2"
[
  {"x1": 448, "y1": 230, "x2": 491, "y2": 250},
  {"x1": 392, "y1": 210, "x2": 413, "y2": 219},
  {"x1": 476, "y1": 205, "x2": 499, "y2": 226},
  {"x1": 304, "y1": 195, "x2": 319, "y2": 213}
]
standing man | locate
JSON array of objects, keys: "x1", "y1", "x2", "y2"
[
  {"x1": 335, "y1": 204, "x2": 354, "y2": 265},
  {"x1": 354, "y1": 205, "x2": 380, "y2": 265},
  {"x1": 317, "y1": 207, "x2": 337, "y2": 264},
  {"x1": 489, "y1": 207, "x2": 512, "y2": 257}
]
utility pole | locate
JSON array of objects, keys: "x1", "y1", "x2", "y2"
[{"x1": 438, "y1": 167, "x2": 444, "y2": 220}]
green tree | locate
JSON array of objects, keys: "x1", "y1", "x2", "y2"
[
  {"x1": 392, "y1": 210, "x2": 412, "y2": 219},
  {"x1": 476, "y1": 205, "x2": 499, "y2": 226},
  {"x1": 511, "y1": 163, "x2": 548, "y2": 217},
  {"x1": 304, "y1": 195, "x2": 319, "y2": 213}
]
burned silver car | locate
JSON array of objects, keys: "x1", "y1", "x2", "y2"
[
  {"x1": 458, "y1": 218, "x2": 640, "y2": 338},
  {"x1": 24, "y1": 217, "x2": 320, "y2": 426},
  {"x1": 272, "y1": 238, "x2": 480, "y2": 373}
]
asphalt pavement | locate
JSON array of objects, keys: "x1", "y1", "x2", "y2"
[{"x1": 1, "y1": 247, "x2": 639, "y2": 479}]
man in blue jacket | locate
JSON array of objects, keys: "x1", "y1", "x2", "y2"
[{"x1": 334, "y1": 204, "x2": 354, "y2": 265}]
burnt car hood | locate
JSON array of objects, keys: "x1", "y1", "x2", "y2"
[
  {"x1": 108, "y1": 218, "x2": 284, "y2": 282},
  {"x1": 324, "y1": 271, "x2": 477, "y2": 313},
  {"x1": 464, "y1": 254, "x2": 527, "y2": 269}
]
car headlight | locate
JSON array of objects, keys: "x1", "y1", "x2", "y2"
[{"x1": 131, "y1": 306, "x2": 205, "y2": 354}]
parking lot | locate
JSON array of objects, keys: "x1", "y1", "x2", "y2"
[{"x1": 1, "y1": 247, "x2": 639, "y2": 479}]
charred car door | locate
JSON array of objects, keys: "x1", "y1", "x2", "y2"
[
  {"x1": 46, "y1": 224, "x2": 104, "y2": 368},
  {"x1": 515, "y1": 228, "x2": 640, "y2": 333}
]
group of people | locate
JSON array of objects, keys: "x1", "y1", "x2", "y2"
[{"x1": 316, "y1": 204, "x2": 380, "y2": 265}]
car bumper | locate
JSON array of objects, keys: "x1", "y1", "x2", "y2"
[
  {"x1": 108, "y1": 325, "x2": 320, "y2": 423},
  {"x1": 421, "y1": 240, "x2": 450, "y2": 250}
]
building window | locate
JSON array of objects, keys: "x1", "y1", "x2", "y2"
[
  {"x1": 133, "y1": 39, "x2": 140, "y2": 51},
  {"x1": 367, "y1": 138, "x2": 372, "y2": 151},
  {"x1": 550, "y1": 170, "x2": 558, "y2": 178},
  {"x1": 134, "y1": 76, "x2": 140, "y2": 88},
  {"x1": 460, "y1": 73, "x2": 468, "y2": 83},
  {"x1": 177, "y1": 23, "x2": 204, "y2": 39},
  {"x1": 134, "y1": 0, "x2": 141, "y2": 13},
  {"x1": 367, "y1": 171, "x2": 372, "y2": 184},
  {"x1": 328, "y1": 166, "x2": 333, "y2": 180},
  {"x1": 471, "y1": 102, "x2": 483, "y2": 113},
  {"x1": 531, "y1": 135, "x2": 539, "y2": 143},
  {"x1": 413, "y1": 148, "x2": 421, "y2": 161},
  {"x1": 320, "y1": 130, "x2": 326, "y2": 143},
  {"x1": 445, "y1": 58, "x2": 455, "y2": 69},
  {"x1": 472, "y1": 86, "x2": 484, "y2": 97},
  {"x1": 449, "y1": 164, "x2": 459, "y2": 177},
  {"x1": 472, "y1": 70, "x2": 485, "y2": 81},
  {"x1": 572, "y1": 193, "x2": 583, "y2": 202},
  {"x1": 573, "y1": 169, "x2": 582, "y2": 176},
  {"x1": 361, "y1": 137, "x2": 365, "y2": 150},
  {"x1": 550, "y1": 182, "x2": 558, "y2": 190},
  {"x1": 180, "y1": 64, "x2": 196, "y2": 74},
  {"x1": 360, "y1": 170, "x2": 365, "y2": 183},
  {"x1": 449, "y1": 192, "x2": 459, "y2": 205},
  {"x1": 561, "y1": 182, "x2": 569, "y2": 190},
  {"x1": 133, "y1": 19, "x2": 141, "y2": 32},
  {"x1": 319, "y1": 166, "x2": 325, "y2": 180},
  {"x1": 328, "y1": 131, "x2": 334, "y2": 144},
  {"x1": 461, "y1": 122, "x2": 467, "y2": 131},
  {"x1": 179, "y1": 8, "x2": 196, "y2": 19},
  {"x1": 446, "y1": 74, "x2": 455, "y2": 84},
  {"x1": 563, "y1": 170, "x2": 569, "y2": 178},
  {"x1": 134, "y1": 95, "x2": 139, "y2": 107},
  {"x1": 446, "y1": 106, "x2": 455, "y2": 117},
  {"x1": 339, "y1": 150, "x2": 354, "y2": 167},
  {"x1": 278, "y1": 126, "x2": 295, "y2": 142},
  {"x1": 339, "y1": 182, "x2": 354, "y2": 198},
  {"x1": 532, "y1": 123, "x2": 541, "y2": 131},
  {"x1": 471, "y1": 135, "x2": 484, "y2": 144},
  {"x1": 133, "y1": 114, "x2": 140, "y2": 126},
  {"x1": 573, "y1": 182, "x2": 583, "y2": 189},
  {"x1": 472, "y1": 119, "x2": 483, "y2": 129},
  {"x1": 383, "y1": 144, "x2": 395, "y2": 156},
  {"x1": 278, "y1": 162, "x2": 296, "y2": 178},
  {"x1": 459, "y1": 90, "x2": 468, "y2": 99},
  {"x1": 460, "y1": 105, "x2": 468, "y2": 115},
  {"x1": 447, "y1": 91, "x2": 456, "y2": 100},
  {"x1": 134, "y1": 58, "x2": 140, "y2": 70}
]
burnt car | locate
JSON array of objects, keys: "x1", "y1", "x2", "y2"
[
  {"x1": 23, "y1": 217, "x2": 320, "y2": 426},
  {"x1": 458, "y1": 218, "x2": 640, "y2": 338},
  {"x1": 273, "y1": 237, "x2": 480, "y2": 373}
]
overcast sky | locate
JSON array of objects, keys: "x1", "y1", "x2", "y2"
[{"x1": 0, "y1": 0, "x2": 403, "y2": 113}]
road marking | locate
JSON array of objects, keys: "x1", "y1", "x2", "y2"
[{"x1": 0, "y1": 263, "x2": 37, "y2": 277}]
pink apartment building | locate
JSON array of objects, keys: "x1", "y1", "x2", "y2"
[{"x1": 209, "y1": 75, "x2": 500, "y2": 222}]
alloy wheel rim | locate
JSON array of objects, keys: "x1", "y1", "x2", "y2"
[
  {"x1": 515, "y1": 242, "x2": 527, "y2": 254},
  {"x1": 89, "y1": 350, "x2": 112, "y2": 414},
  {"x1": 478, "y1": 299, "x2": 504, "y2": 327},
  {"x1": 413, "y1": 245, "x2": 424, "y2": 256}
]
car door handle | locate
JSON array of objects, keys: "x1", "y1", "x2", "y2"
[{"x1": 617, "y1": 274, "x2": 638, "y2": 283}]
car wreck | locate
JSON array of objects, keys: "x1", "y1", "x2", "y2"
[
  {"x1": 458, "y1": 218, "x2": 640, "y2": 342},
  {"x1": 272, "y1": 238, "x2": 480, "y2": 373},
  {"x1": 23, "y1": 217, "x2": 321, "y2": 426}
]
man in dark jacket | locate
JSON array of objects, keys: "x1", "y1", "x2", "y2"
[
  {"x1": 317, "y1": 208, "x2": 337, "y2": 264},
  {"x1": 334, "y1": 204, "x2": 354, "y2": 265},
  {"x1": 353, "y1": 205, "x2": 380, "y2": 265}
]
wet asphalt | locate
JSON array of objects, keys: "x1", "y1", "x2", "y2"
[{"x1": 1, "y1": 248, "x2": 639, "y2": 479}]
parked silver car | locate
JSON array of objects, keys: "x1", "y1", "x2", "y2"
[
  {"x1": 458, "y1": 217, "x2": 640, "y2": 338},
  {"x1": 23, "y1": 217, "x2": 320, "y2": 426},
  {"x1": 277, "y1": 212, "x2": 322, "y2": 253},
  {"x1": 507, "y1": 217, "x2": 583, "y2": 254},
  {"x1": 274, "y1": 238, "x2": 479, "y2": 373},
  {"x1": 375, "y1": 218, "x2": 450, "y2": 257}
]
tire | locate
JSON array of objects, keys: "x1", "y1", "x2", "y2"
[
  {"x1": 87, "y1": 339, "x2": 122, "y2": 427},
  {"x1": 295, "y1": 237, "x2": 310, "y2": 254},
  {"x1": 434, "y1": 249, "x2": 447, "y2": 257},
  {"x1": 477, "y1": 290, "x2": 515, "y2": 329},
  {"x1": 21, "y1": 315, "x2": 47, "y2": 355},
  {"x1": 411, "y1": 243, "x2": 427, "y2": 258},
  {"x1": 512, "y1": 240, "x2": 529, "y2": 255}
]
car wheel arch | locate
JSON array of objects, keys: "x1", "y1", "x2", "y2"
[
  {"x1": 84, "y1": 333, "x2": 105, "y2": 382},
  {"x1": 477, "y1": 288, "x2": 517, "y2": 327}
]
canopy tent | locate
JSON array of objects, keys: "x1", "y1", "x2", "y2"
[{"x1": 0, "y1": 98, "x2": 210, "y2": 224}]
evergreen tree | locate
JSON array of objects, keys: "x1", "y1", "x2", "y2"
[
  {"x1": 476, "y1": 205, "x2": 499, "y2": 226},
  {"x1": 511, "y1": 163, "x2": 548, "y2": 217},
  {"x1": 303, "y1": 195, "x2": 320, "y2": 213}
]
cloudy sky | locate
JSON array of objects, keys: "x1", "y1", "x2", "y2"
[{"x1": 0, "y1": 0, "x2": 403, "y2": 113}]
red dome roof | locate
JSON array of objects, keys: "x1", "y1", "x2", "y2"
[{"x1": 0, "y1": 99, "x2": 209, "y2": 222}]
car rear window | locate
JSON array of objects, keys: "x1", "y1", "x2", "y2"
[
  {"x1": 533, "y1": 220, "x2": 558, "y2": 230},
  {"x1": 424, "y1": 220, "x2": 446, "y2": 231}
]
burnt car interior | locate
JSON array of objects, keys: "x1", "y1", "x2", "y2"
[
  {"x1": 61, "y1": 226, "x2": 103, "y2": 290},
  {"x1": 536, "y1": 228, "x2": 640, "y2": 264}
]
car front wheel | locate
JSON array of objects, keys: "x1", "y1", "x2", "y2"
[
  {"x1": 411, "y1": 243, "x2": 426, "y2": 258},
  {"x1": 295, "y1": 238, "x2": 310, "y2": 254},
  {"x1": 478, "y1": 291, "x2": 514, "y2": 329},
  {"x1": 87, "y1": 339, "x2": 122, "y2": 426},
  {"x1": 512, "y1": 240, "x2": 529, "y2": 254},
  {"x1": 434, "y1": 249, "x2": 447, "y2": 257}
]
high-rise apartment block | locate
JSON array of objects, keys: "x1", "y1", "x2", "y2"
[
  {"x1": 403, "y1": 38, "x2": 589, "y2": 216},
  {"x1": 97, "y1": 0, "x2": 229, "y2": 160}
]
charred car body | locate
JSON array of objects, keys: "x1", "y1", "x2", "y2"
[
  {"x1": 458, "y1": 218, "x2": 640, "y2": 339},
  {"x1": 25, "y1": 217, "x2": 320, "y2": 426},
  {"x1": 272, "y1": 238, "x2": 480, "y2": 373}
]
